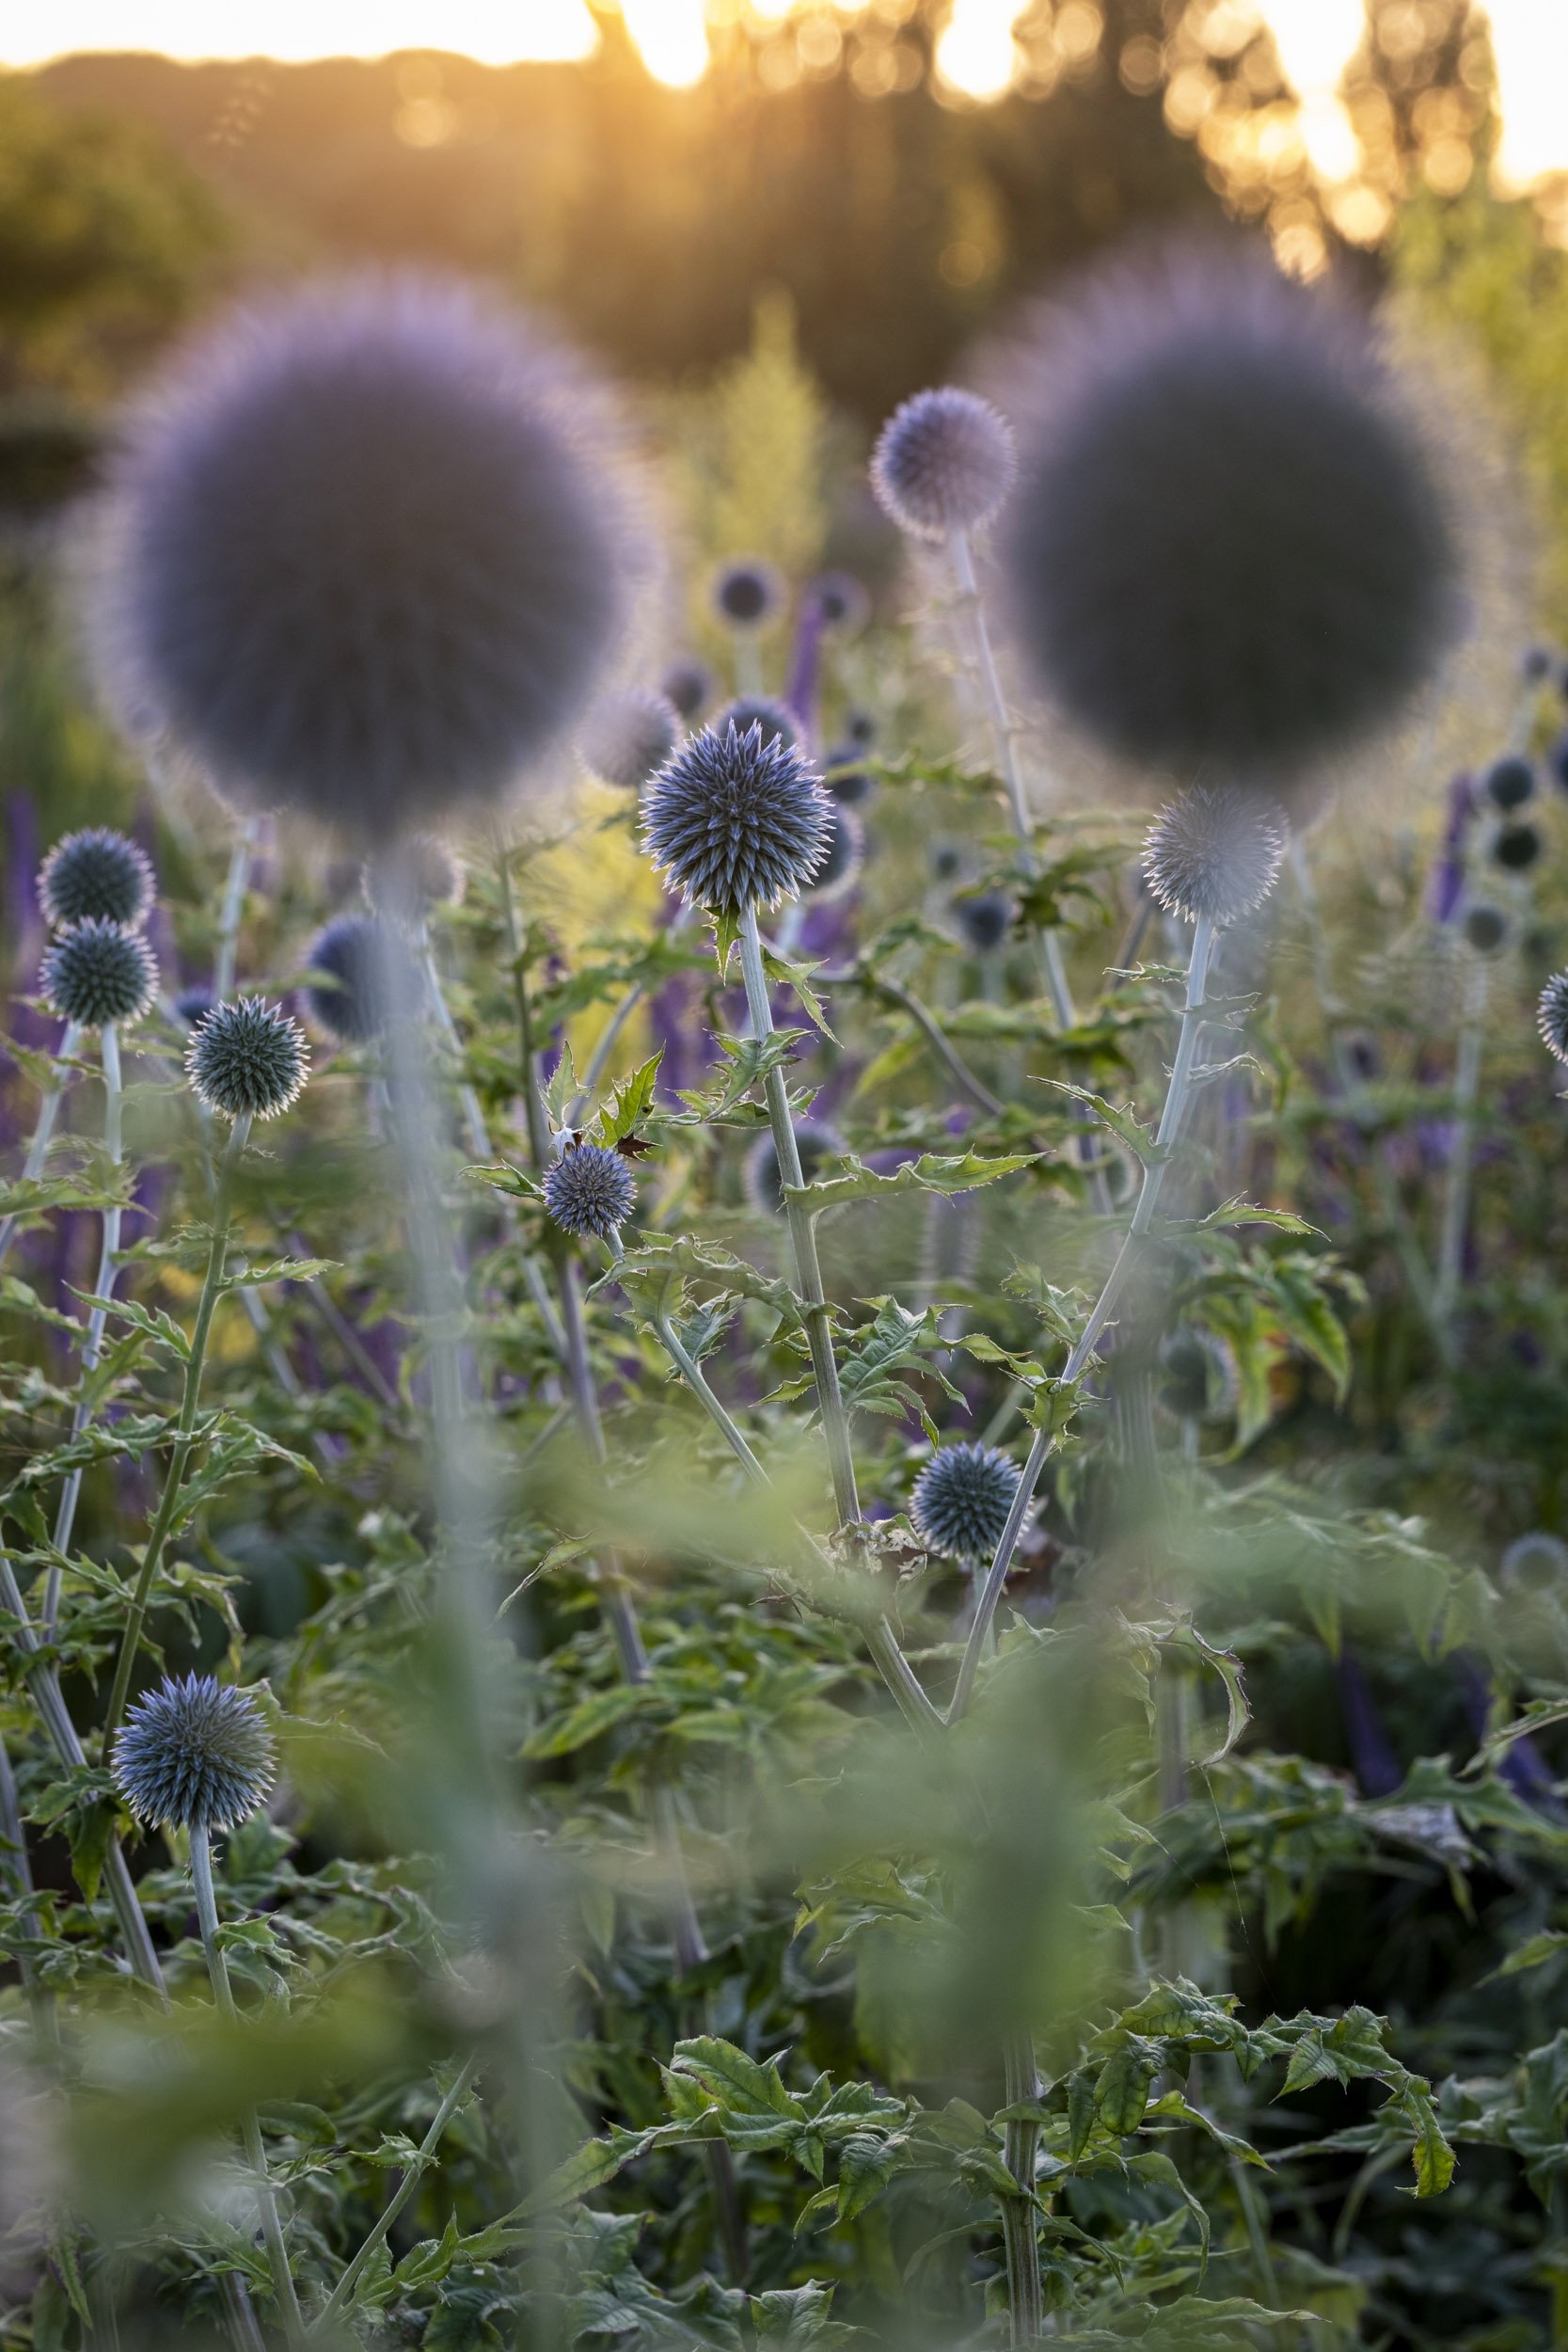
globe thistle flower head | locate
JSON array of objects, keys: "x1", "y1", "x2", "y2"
[
  {"x1": 846, "y1": 709, "x2": 878, "y2": 748},
  {"x1": 1486, "y1": 755, "x2": 1535, "y2": 812},
  {"x1": 1522, "y1": 644, "x2": 1555, "y2": 685},
  {"x1": 711, "y1": 694, "x2": 799, "y2": 752},
  {"x1": 743, "y1": 1119, "x2": 841, "y2": 1218},
  {"x1": 911, "y1": 1440, "x2": 1022, "y2": 1564},
  {"x1": 871, "y1": 387, "x2": 1017, "y2": 542},
  {"x1": 543, "y1": 1140, "x2": 635, "y2": 1238},
  {"x1": 999, "y1": 242, "x2": 1459, "y2": 792},
  {"x1": 1493, "y1": 821, "x2": 1541, "y2": 872},
  {"x1": 38, "y1": 827, "x2": 154, "y2": 930},
  {"x1": 953, "y1": 888, "x2": 1013, "y2": 954},
  {"x1": 304, "y1": 914, "x2": 388, "y2": 1043},
  {"x1": 173, "y1": 982, "x2": 215, "y2": 1029},
  {"x1": 40, "y1": 918, "x2": 157, "y2": 1030},
  {"x1": 661, "y1": 658, "x2": 712, "y2": 722},
  {"x1": 362, "y1": 832, "x2": 463, "y2": 917},
  {"x1": 712, "y1": 558, "x2": 784, "y2": 630},
  {"x1": 187, "y1": 996, "x2": 309, "y2": 1120},
  {"x1": 811, "y1": 571, "x2": 870, "y2": 634},
  {"x1": 1142, "y1": 787, "x2": 1289, "y2": 928},
  {"x1": 89, "y1": 274, "x2": 637, "y2": 842},
  {"x1": 578, "y1": 688, "x2": 681, "y2": 793},
  {"x1": 1464, "y1": 903, "x2": 1508, "y2": 955},
  {"x1": 1538, "y1": 970, "x2": 1568, "y2": 1062},
  {"x1": 112, "y1": 1673, "x2": 276, "y2": 1832},
  {"x1": 641, "y1": 720, "x2": 832, "y2": 914},
  {"x1": 804, "y1": 803, "x2": 864, "y2": 900},
  {"x1": 1501, "y1": 1531, "x2": 1568, "y2": 1591}
]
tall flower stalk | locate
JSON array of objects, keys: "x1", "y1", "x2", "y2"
[
  {"x1": 0, "y1": 1022, "x2": 83, "y2": 1274},
  {"x1": 43, "y1": 1021, "x2": 126, "y2": 1630}
]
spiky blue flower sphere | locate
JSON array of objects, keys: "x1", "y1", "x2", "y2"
[
  {"x1": 187, "y1": 997, "x2": 309, "y2": 1120},
  {"x1": 1485, "y1": 755, "x2": 1535, "y2": 812},
  {"x1": 742, "y1": 1120, "x2": 841, "y2": 1218},
  {"x1": 1464, "y1": 904, "x2": 1508, "y2": 955},
  {"x1": 1143, "y1": 787, "x2": 1289, "y2": 928},
  {"x1": 112, "y1": 1673, "x2": 276, "y2": 1832},
  {"x1": 304, "y1": 914, "x2": 388, "y2": 1043},
  {"x1": 89, "y1": 275, "x2": 636, "y2": 839},
  {"x1": 711, "y1": 694, "x2": 799, "y2": 752},
  {"x1": 953, "y1": 889, "x2": 1012, "y2": 953},
  {"x1": 999, "y1": 244, "x2": 1458, "y2": 789},
  {"x1": 812, "y1": 571, "x2": 870, "y2": 633},
  {"x1": 544, "y1": 1141, "x2": 636, "y2": 1238},
  {"x1": 911, "y1": 1441, "x2": 1022, "y2": 1565},
  {"x1": 39, "y1": 918, "x2": 157, "y2": 1030},
  {"x1": 38, "y1": 828, "x2": 154, "y2": 930},
  {"x1": 661, "y1": 658, "x2": 712, "y2": 722},
  {"x1": 1493, "y1": 820, "x2": 1541, "y2": 872},
  {"x1": 1538, "y1": 970, "x2": 1568, "y2": 1063},
  {"x1": 804, "y1": 803, "x2": 864, "y2": 900},
  {"x1": 642, "y1": 720, "x2": 832, "y2": 915},
  {"x1": 713, "y1": 558, "x2": 784, "y2": 629},
  {"x1": 872, "y1": 387, "x2": 1017, "y2": 542},
  {"x1": 578, "y1": 688, "x2": 681, "y2": 792}
]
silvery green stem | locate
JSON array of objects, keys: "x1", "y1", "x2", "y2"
[
  {"x1": 313, "y1": 2056, "x2": 479, "y2": 2331},
  {"x1": 190, "y1": 1825, "x2": 305, "y2": 2345},
  {"x1": 44, "y1": 1025, "x2": 125, "y2": 1630},
  {"x1": 214, "y1": 818, "x2": 259, "y2": 1004},
  {"x1": 950, "y1": 915, "x2": 1217, "y2": 1726},
  {"x1": 0, "y1": 1731, "x2": 45, "y2": 2021},
  {"x1": 1435, "y1": 953, "x2": 1489, "y2": 1333},
  {"x1": 816, "y1": 966, "x2": 1005, "y2": 1118},
  {"x1": 103, "y1": 1113, "x2": 252, "y2": 1748},
  {"x1": 736, "y1": 903, "x2": 860, "y2": 1528},
  {"x1": 0, "y1": 1019, "x2": 84, "y2": 1272},
  {"x1": 1001, "y1": 2033, "x2": 1045, "y2": 2347},
  {"x1": 732, "y1": 629, "x2": 762, "y2": 697},
  {"x1": 649, "y1": 1291, "x2": 768, "y2": 1486}
]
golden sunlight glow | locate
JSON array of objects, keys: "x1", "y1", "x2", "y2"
[
  {"x1": 618, "y1": 0, "x2": 707, "y2": 86},
  {"x1": 933, "y1": 0, "x2": 1018, "y2": 103},
  {"x1": 1483, "y1": 1, "x2": 1568, "y2": 192}
]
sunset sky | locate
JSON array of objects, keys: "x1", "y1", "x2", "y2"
[{"x1": 5, "y1": 1, "x2": 1566, "y2": 188}]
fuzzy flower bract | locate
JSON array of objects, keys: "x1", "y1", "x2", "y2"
[
  {"x1": 112, "y1": 1673, "x2": 276, "y2": 1832},
  {"x1": 642, "y1": 720, "x2": 832, "y2": 914},
  {"x1": 89, "y1": 275, "x2": 637, "y2": 840},
  {"x1": 38, "y1": 828, "x2": 154, "y2": 930},
  {"x1": 544, "y1": 1142, "x2": 636, "y2": 1238},
  {"x1": 871, "y1": 388, "x2": 1017, "y2": 542},
  {"x1": 911, "y1": 1440, "x2": 1022, "y2": 1564},
  {"x1": 1143, "y1": 787, "x2": 1288, "y2": 928},
  {"x1": 187, "y1": 997, "x2": 309, "y2": 1120},
  {"x1": 40, "y1": 918, "x2": 157, "y2": 1030}
]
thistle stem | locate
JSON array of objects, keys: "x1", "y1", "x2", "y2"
[
  {"x1": 314, "y1": 2056, "x2": 480, "y2": 2331},
  {"x1": 1000, "y1": 2032, "x2": 1045, "y2": 2347},
  {"x1": 949, "y1": 916, "x2": 1216, "y2": 1724},
  {"x1": 0, "y1": 1018, "x2": 85, "y2": 1272},
  {"x1": 190, "y1": 1826, "x2": 305, "y2": 2345},
  {"x1": 103, "y1": 1114, "x2": 252, "y2": 1748},
  {"x1": 214, "y1": 818, "x2": 258, "y2": 1004},
  {"x1": 44, "y1": 1024, "x2": 125, "y2": 1630}
]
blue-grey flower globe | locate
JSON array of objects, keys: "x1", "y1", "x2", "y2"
[
  {"x1": 112, "y1": 1673, "x2": 276, "y2": 1832},
  {"x1": 871, "y1": 387, "x2": 1017, "y2": 542},
  {"x1": 642, "y1": 720, "x2": 832, "y2": 915},
  {"x1": 1485, "y1": 755, "x2": 1535, "y2": 812},
  {"x1": 661, "y1": 658, "x2": 712, "y2": 723},
  {"x1": 811, "y1": 571, "x2": 870, "y2": 634},
  {"x1": 953, "y1": 889, "x2": 1012, "y2": 954},
  {"x1": 742, "y1": 1120, "x2": 841, "y2": 1218},
  {"x1": 89, "y1": 275, "x2": 639, "y2": 841},
  {"x1": 304, "y1": 914, "x2": 388, "y2": 1043},
  {"x1": 1538, "y1": 971, "x2": 1568, "y2": 1063},
  {"x1": 1143, "y1": 787, "x2": 1289, "y2": 928},
  {"x1": 578, "y1": 688, "x2": 682, "y2": 792},
  {"x1": 911, "y1": 1440, "x2": 1022, "y2": 1564},
  {"x1": 998, "y1": 244, "x2": 1459, "y2": 792},
  {"x1": 544, "y1": 1141, "x2": 636, "y2": 1238},
  {"x1": 40, "y1": 918, "x2": 158, "y2": 1030},
  {"x1": 712, "y1": 558, "x2": 784, "y2": 629},
  {"x1": 187, "y1": 997, "x2": 309, "y2": 1120},
  {"x1": 38, "y1": 828, "x2": 154, "y2": 930}
]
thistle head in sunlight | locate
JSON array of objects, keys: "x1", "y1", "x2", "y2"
[
  {"x1": 1142, "y1": 787, "x2": 1289, "y2": 928},
  {"x1": 871, "y1": 386, "x2": 1017, "y2": 544},
  {"x1": 641, "y1": 718, "x2": 832, "y2": 914}
]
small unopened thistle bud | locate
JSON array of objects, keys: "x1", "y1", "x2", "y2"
[
  {"x1": 187, "y1": 997, "x2": 309, "y2": 1120},
  {"x1": 871, "y1": 387, "x2": 1017, "y2": 542},
  {"x1": 1493, "y1": 821, "x2": 1541, "y2": 872},
  {"x1": 811, "y1": 571, "x2": 870, "y2": 633},
  {"x1": 1464, "y1": 904, "x2": 1508, "y2": 955},
  {"x1": 1142, "y1": 786, "x2": 1288, "y2": 927},
  {"x1": 38, "y1": 827, "x2": 154, "y2": 930},
  {"x1": 803, "y1": 803, "x2": 864, "y2": 900},
  {"x1": 824, "y1": 742, "x2": 875, "y2": 807},
  {"x1": 712, "y1": 558, "x2": 784, "y2": 630},
  {"x1": 112, "y1": 1673, "x2": 276, "y2": 1832},
  {"x1": 911, "y1": 1440, "x2": 1022, "y2": 1564},
  {"x1": 743, "y1": 1119, "x2": 841, "y2": 1218},
  {"x1": 1501, "y1": 1531, "x2": 1568, "y2": 1590},
  {"x1": 642, "y1": 720, "x2": 832, "y2": 914},
  {"x1": 1538, "y1": 970, "x2": 1568, "y2": 1061},
  {"x1": 1485, "y1": 755, "x2": 1535, "y2": 812},
  {"x1": 712, "y1": 694, "x2": 799, "y2": 752},
  {"x1": 578, "y1": 688, "x2": 681, "y2": 793},
  {"x1": 953, "y1": 888, "x2": 1012, "y2": 954},
  {"x1": 361, "y1": 833, "x2": 463, "y2": 917},
  {"x1": 304, "y1": 914, "x2": 388, "y2": 1043},
  {"x1": 543, "y1": 1140, "x2": 635, "y2": 1238},
  {"x1": 40, "y1": 918, "x2": 158, "y2": 1029},
  {"x1": 661, "y1": 658, "x2": 712, "y2": 722}
]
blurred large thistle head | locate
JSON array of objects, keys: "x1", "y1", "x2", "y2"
[
  {"x1": 997, "y1": 241, "x2": 1461, "y2": 803},
  {"x1": 86, "y1": 274, "x2": 644, "y2": 843}
]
